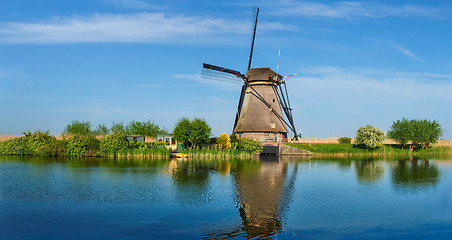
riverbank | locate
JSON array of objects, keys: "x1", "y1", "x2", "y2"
[{"x1": 286, "y1": 142, "x2": 451, "y2": 157}]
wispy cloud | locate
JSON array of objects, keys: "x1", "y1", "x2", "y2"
[
  {"x1": 273, "y1": 0, "x2": 451, "y2": 19},
  {"x1": 288, "y1": 66, "x2": 452, "y2": 137},
  {"x1": 0, "y1": 12, "x2": 294, "y2": 44},
  {"x1": 0, "y1": 13, "x2": 249, "y2": 44},
  {"x1": 107, "y1": 0, "x2": 159, "y2": 10},
  {"x1": 391, "y1": 42, "x2": 422, "y2": 61}
]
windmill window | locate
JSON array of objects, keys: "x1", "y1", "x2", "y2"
[
  {"x1": 270, "y1": 122, "x2": 275, "y2": 129},
  {"x1": 273, "y1": 99, "x2": 275, "y2": 103}
]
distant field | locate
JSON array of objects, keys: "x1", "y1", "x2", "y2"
[
  {"x1": 292, "y1": 137, "x2": 452, "y2": 147},
  {"x1": 0, "y1": 134, "x2": 19, "y2": 142}
]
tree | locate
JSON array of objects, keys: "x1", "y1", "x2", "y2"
[
  {"x1": 172, "y1": 117, "x2": 212, "y2": 148},
  {"x1": 173, "y1": 117, "x2": 192, "y2": 145},
  {"x1": 230, "y1": 133, "x2": 239, "y2": 149},
  {"x1": 190, "y1": 117, "x2": 212, "y2": 148},
  {"x1": 64, "y1": 120, "x2": 92, "y2": 135},
  {"x1": 411, "y1": 119, "x2": 443, "y2": 149},
  {"x1": 388, "y1": 119, "x2": 444, "y2": 150},
  {"x1": 126, "y1": 120, "x2": 167, "y2": 136},
  {"x1": 354, "y1": 125, "x2": 386, "y2": 149},
  {"x1": 387, "y1": 118, "x2": 412, "y2": 149},
  {"x1": 93, "y1": 123, "x2": 110, "y2": 136},
  {"x1": 110, "y1": 122, "x2": 126, "y2": 134}
]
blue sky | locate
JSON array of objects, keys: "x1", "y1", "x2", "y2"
[{"x1": 1, "y1": 0, "x2": 451, "y2": 139}]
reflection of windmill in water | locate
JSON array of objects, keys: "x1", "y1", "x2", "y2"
[
  {"x1": 201, "y1": 158, "x2": 300, "y2": 239},
  {"x1": 202, "y1": 8, "x2": 299, "y2": 141}
]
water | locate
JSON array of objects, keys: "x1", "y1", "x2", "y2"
[{"x1": 1, "y1": 156, "x2": 451, "y2": 239}]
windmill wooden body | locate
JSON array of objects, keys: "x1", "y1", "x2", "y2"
[{"x1": 202, "y1": 8, "x2": 299, "y2": 141}]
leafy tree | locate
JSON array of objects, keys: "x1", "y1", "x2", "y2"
[
  {"x1": 238, "y1": 138, "x2": 263, "y2": 154},
  {"x1": 93, "y1": 123, "x2": 110, "y2": 136},
  {"x1": 217, "y1": 133, "x2": 231, "y2": 150},
  {"x1": 64, "y1": 120, "x2": 92, "y2": 135},
  {"x1": 411, "y1": 119, "x2": 443, "y2": 149},
  {"x1": 354, "y1": 125, "x2": 386, "y2": 149},
  {"x1": 173, "y1": 117, "x2": 192, "y2": 145},
  {"x1": 190, "y1": 118, "x2": 212, "y2": 148},
  {"x1": 388, "y1": 119, "x2": 443, "y2": 150},
  {"x1": 387, "y1": 118, "x2": 412, "y2": 149},
  {"x1": 110, "y1": 122, "x2": 126, "y2": 134},
  {"x1": 126, "y1": 120, "x2": 167, "y2": 136},
  {"x1": 172, "y1": 117, "x2": 212, "y2": 148}
]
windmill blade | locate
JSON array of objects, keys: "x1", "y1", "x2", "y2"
[
  {"x1": 233, "y1": 85, "x2": 247, "y2": 130},
  {"x1": 248, "y1": 7, "x2": 259, "y2": 71},
  {"x1": 202, "y1": 63, "x2": 245, "y2": 84},
  {"x1": 284, "y1": 72, "x2": 301, "y2": 79}
]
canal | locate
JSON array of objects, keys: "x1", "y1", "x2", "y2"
[{"x1": 1, "y1": 156, "x2": 451, "y2": 239}]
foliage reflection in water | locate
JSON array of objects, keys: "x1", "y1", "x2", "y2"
[{"x1": 0, "y1": 156, "x2": 451, "y2": 239}]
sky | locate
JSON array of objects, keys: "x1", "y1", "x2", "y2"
[{"x1": 0, "y1": 0, "x2": 451, "y2": 139}]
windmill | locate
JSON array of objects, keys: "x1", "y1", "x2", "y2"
[{"x1": 202, "y1": 8, "x2": 299, "y2": 141}]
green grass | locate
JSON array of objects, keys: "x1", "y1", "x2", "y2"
[{"x1": 285, "y1": 143, "x2": 451, "y2": 156}]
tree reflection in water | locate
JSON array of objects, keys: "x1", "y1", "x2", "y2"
[
  {"x1": 392, "y1": 157, "x2": 440, "y2": 193},
  {"x1": 355, "y1": 159, "x2": 385, "y2": 183}
]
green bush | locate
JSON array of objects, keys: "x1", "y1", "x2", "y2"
[
  {"x1": 338, "y1": 137, "x2": 352, "y2": 144},
  {"x1": 98, "y1": 132, "x2": 129, "y2": 155},
  {"x1": 64, "y1": 120, "x2": 92, "y2": 135},
  {"x1": 354, "y1": 125, "x2": 386, "y2": 149},
  {"x1": 238, "y1": 138, "x2": 263, "y2": 154},
  {"x1": 0, "y1": 130, "x2": 61, "y2": 156},
  {"x1": 64, "y1": 134, "x2": 99, "y2": 156}
]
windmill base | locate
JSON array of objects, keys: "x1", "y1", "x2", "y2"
[
  {"x1": 260, "y1": 142, "x2": 312, "y2": 156},
  {"x1": 235, "y1": 132, "x2": 288, "y2": 143}
]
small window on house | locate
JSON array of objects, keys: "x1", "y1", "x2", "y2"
[{"x1": 270, "y1": 122, "x2": 275, "y2": 129}]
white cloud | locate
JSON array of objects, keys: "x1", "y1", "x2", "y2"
[
  {"x1": 107, "y1": 0, "x2": 159, "y2": 10},
  {"x1": 0, "y1": 13, "x2": 250, "y2": 44},
  {"x1": 392, "y1": 42, "x2": 421, "y2": 61},
  {"x1": 273, "y1": 0, "x2": 450, "y2": 19},
  {"x1": 285, "y1": 66, "x2": 452, "y2": 138}
]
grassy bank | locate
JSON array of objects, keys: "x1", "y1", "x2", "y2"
[{"x1": 286, "y1": 143, "x2": 451, "y2": 156}]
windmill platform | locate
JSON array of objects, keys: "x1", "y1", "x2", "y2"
[{"x1": 260, "y1": 142, "x2": 311, "y2": 156}]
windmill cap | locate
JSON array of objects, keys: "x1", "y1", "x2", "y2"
[{"x1": 246, "y1": 68, "x2": 282, "y2": 83}]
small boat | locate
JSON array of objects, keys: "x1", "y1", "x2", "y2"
[
  {"x1": 175, "y1": 153, "x2": 188, "y2": 158},
  {"x1": 171, "y1": 152, "x2": 188, "y2": 158}
]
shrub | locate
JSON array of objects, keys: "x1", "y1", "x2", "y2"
[
  {"x1": 0, "y1": 130, "x2": 61, "y2": 156},
  {"x1": 217, "y1": 133, "x2": 231, "y2": 150},
  {"x1": 354, "y1": 125, "x2": 386, "y2": 149},
  {"x1": 238, "y1": 138, "x2": 263, "y2": 154},
  {"x1": 65, "y1": 134, "x2": 99, "y2": 156},
  {"x1": 338, "y1": 137, "x2": 352, "y2": 144},
  {"x1": 98, "y1": 132, "x2": 129, "y2": 155}
]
